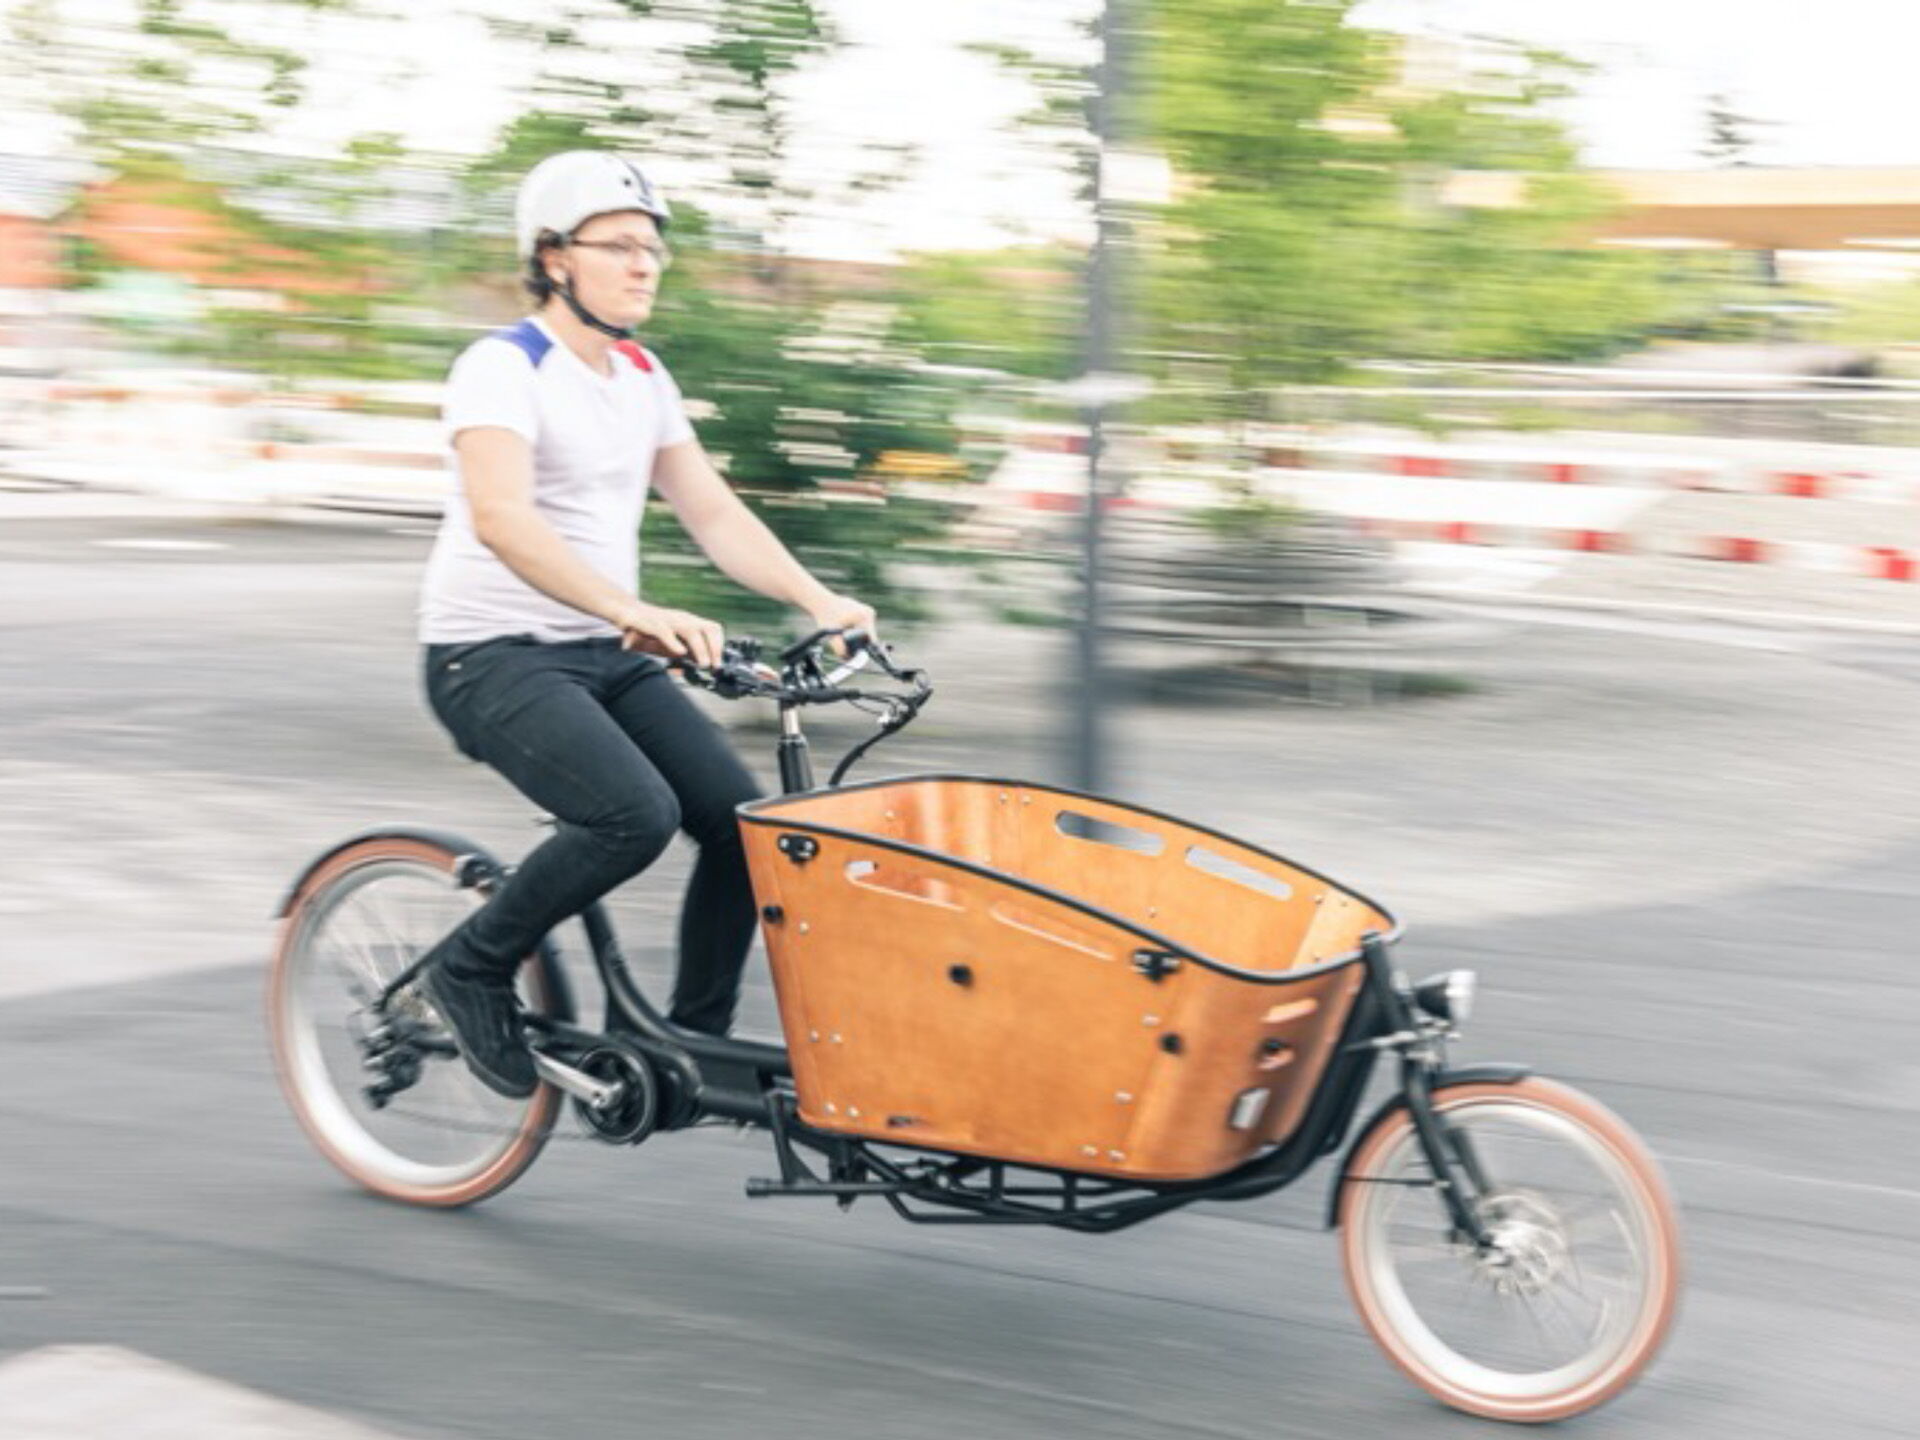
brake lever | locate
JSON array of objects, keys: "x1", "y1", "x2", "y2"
[
  {"x1": 780, "y1": 626, "x2": 846, "y2": 666},
  {"x1": 819, "y1": 647, "x2": 877, "y2": 688},
  {"x1": 669, "y1": 639, "x2": 780, "y2": 700},
  {"x1": 848, "y1": 635, "x2": 919, "y2": 687}
]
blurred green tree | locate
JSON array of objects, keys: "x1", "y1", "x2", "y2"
[
  {"x1": 18, "y1": 0, "x2": 465, "y2": 378},
  {"x1": 17, "y1": 0, "x2": 320, "y2": 165},
  {"x1": 452, "y1": 0, "x2": 980, "y2": 632},
  {"x1": 977, "y1": 1, "x2": 1751, "y2": 420},
  {"x1": 1148, "y1": 6, "x2": 1687, "y2": 399},
  {"x1": 887, "y1": 246, "x2": 1083, "y2": 382},
  {"x1": 24, "y1": 0, "x2": 985, "y2": 630}
]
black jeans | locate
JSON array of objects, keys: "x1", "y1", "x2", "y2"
[{"x1": 423, "y1": 635, "x2": 763, "y2": 1035}]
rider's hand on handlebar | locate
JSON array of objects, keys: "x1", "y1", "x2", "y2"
[
  {"x1": 806, "y1": 594, "x2": 878, "y2": 657},
  {"x1": 614, "y1": 601, "x2": 725, "y2": 670}
]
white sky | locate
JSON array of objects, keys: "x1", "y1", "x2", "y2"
[
  {"x1": 1355, "y1": 0, "x2": 1920, "y2": 170},
  {"x1": 11, "y1": 1, "x2": 1920, "y2": 259},
  {"x1": 779, "y1": 0, "x2": 1096, "y2": 258}
]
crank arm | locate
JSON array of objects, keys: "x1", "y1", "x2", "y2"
[{"x1": 531, "y1": 1051, "x2": 623, "y2": 1111}]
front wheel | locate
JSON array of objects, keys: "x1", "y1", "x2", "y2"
[
  {"x1": 268, "y1": 833, "x2": 564, "y2": 1207},
  {"x1": 1338, "y1": 1077, "x2": 1681, "y2": 1422}
]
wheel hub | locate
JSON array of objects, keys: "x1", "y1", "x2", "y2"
[{"x1": 1475, "y1": 1193, "x2": 1570, "y2": 1294}]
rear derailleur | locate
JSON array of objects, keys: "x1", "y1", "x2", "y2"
[{"x1": 352, "y1": 1007, "x2": 442, "y2": 1109}]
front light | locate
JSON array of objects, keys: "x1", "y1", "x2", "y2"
[{"x1": 1412, "y1": 969, "x2": 1476, "y2": 1026}]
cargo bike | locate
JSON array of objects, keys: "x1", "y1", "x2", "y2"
[{"x1": 269, "y1": 629, "x2": 1681, "y2": 1423}]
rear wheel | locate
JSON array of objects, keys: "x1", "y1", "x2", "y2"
[
  {"x1": 1339, "y1": 1077, "x2": 1681, "y2": 1422},
  {"x1": 268, "y1": 835, "x2": 562, "y2": 1207}
]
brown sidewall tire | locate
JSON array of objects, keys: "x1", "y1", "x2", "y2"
[
  {"x1": 267, "y1": 836, "x2": 561, "y2": 1208},
  {"x1": 1338, "y1": 1077, "x2": 1682, "y2": 1423}
]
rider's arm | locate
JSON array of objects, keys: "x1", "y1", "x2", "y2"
[
  {"x1": 651, "y1": 439, "x2": 842, "y2": 616},
  {"x1": 456, "y1": 427, "x2": 649, "y2": 627},
  {"x1": 460, "y1": 428, "x2": 722, "y2": 663}
]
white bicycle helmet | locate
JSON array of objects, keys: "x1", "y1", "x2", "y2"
[{"x1": 514, "y1": 151, "x2": 671, "y2": 259}]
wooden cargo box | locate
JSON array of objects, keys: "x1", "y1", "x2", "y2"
[{"x1": 738, "y1": 776, "x2": 1397, "y2": 1183}]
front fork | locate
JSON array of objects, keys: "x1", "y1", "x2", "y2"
[
  {"x1": 1400, "y1": 1058, "x2": 1497, "y2": 1250},
  {"x1": 1362, "y1": 933, "x2": 1498, "y2": 1250}
]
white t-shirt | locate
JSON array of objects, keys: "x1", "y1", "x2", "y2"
[{"x1": 418, "y1": 315, "x2": 696, "y2": 643}]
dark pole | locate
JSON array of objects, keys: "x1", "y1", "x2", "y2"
[{"x1": 1072, "y1": 0, "x2": 1124, "y2": 796}]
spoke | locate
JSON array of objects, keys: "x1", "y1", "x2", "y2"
[
  {"x1": 330, "y1": 901, "x2": 388, "y2": 999},
  {"x1": 1510, "y1": 1283, "x2": 1568, "y2": 1364},
  {"x1": 1558, "y1": 1248, "x2": 1601, "y2": 1306},
  {"x1": 1561, "y1": 1211, "x2": 1642, "y2": 1301},
  {"x1": 1555, "y1": 1190, "x2": 1625, "y2": 1227},
  {"x1": 1451, "y1": 1266, "x2": 1498, "y2": 1327},
  {"x1": 324, "y1": 958, "x2": 375, "y2": 1009},
  {"x1": 446, "y1": 1074, "x2": 503, "y2": 1128},
  {"x1": 1563, "y1": 1198, "x2": 1636, "y2": 1249},
  {"x1": 366, "y1": 884, "x2": 421, "y2": 976},
  {"x1": 1542, "y1": 1276, "x2": 1602, "y2": 1348},
  {"x1": 1566, "y1": 1250, "x2": 1641, "y2": 1319}
]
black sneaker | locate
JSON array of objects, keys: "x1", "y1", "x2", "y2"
[{"x1": 423, "y1": 958, "x2": 537, "y2": 1100}]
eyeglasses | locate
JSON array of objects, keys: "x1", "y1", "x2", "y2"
[{"x1": 567, "y1": 236, "x2": 673, "y2": 271}]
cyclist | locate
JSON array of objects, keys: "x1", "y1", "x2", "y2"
[{"x1": 417, "y1": 150, "x2": 874, "y2": 1098}]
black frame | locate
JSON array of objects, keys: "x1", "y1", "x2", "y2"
[
  {"x1": 298, "y1": 640, "x2": 1523, "y2": 1236},
  {"x1": 524, "y1": 869, "x2": 1393, "y2": 1231},
  {"x1": 532, "y1": 872, "x2": 1523, "y2": 1235},
  {"x1": 512, "y1": 755, "x2": 1510, "y2": 1233}
]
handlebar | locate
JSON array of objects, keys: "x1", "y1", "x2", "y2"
[
  {"x1": 781, "y1": 624, "x2": 868, "y2": 665},
  {"x1": 669, "y1": 626, "x2": 932, "y2": 788},
  {"x1": 669, "y1": 625, "x2": 930, "y2": 709}
]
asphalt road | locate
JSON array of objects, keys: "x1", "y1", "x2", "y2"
[{"x1": 2, "y1": 502, "x2": 1917, "y2": 1438}]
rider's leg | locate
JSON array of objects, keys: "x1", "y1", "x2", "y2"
[
  {"x1": 598, "y1": 653, "x2": 763, "y2": 1036},
  {"x1": 433, "y1": 645, "x2": 687, "y2": 969},
  {"x1": 420, "y1": 640, "x2": 686, "y2": 1092}
]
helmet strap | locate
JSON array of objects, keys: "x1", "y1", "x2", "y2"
[{"x1": 554, "y1": 276, "x2": 635, "y2": 340}]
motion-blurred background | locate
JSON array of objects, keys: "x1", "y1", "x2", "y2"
[
  {"x1": 3, "y1": 4, "x2": 1919, "y2": 1438},
  {"x1": 19, "y1": 1, "x2": 1920, "y2": 642}
]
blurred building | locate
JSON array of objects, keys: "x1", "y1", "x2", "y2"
[
  {"x1": 0, "y1": 169, "x2": 70, "y2": 370},
  {"x1": 1446, "y1": 166, "x2": 1920, "y2": 282},
  {"x1": 0, "y1": 210, "x2": 58, "y2": 290},
  {"x1": 70, "y1": 172, "x2": 372, "y2": 305}
]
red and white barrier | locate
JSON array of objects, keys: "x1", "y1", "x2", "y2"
[
  {"x1": 990, "y1": 421, "x2": 1920, "y2": 504},
  {"x1": 970, "y1": 432, "x2": 1920, "y2": 586},
  {"x1": 15, "y1": 378, "x2": 1920, "y2": 590},
  {"x1": 1265, "y1": 439, "x2": 1920, "y2": 504},
  {"x1": 1354, "y1": 518, "x2": 1920, "y2": 582}
]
